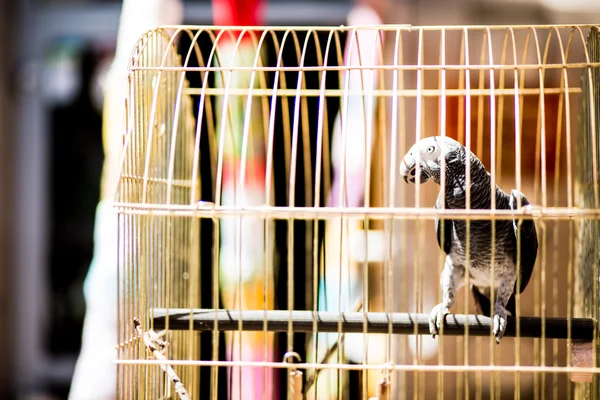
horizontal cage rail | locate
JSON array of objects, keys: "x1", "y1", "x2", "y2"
[
  {"x1": 130, "y1": 62, "x2": 600, "y2": 72},
  {"x1": 113, "y1": 358, "x2": 600, "y2": 375},
  {"x1": 114, "y1": 203, "x2": 600, "y2": 220},
  {"x1": 113, "y1": 358, "x2": 600, "y2": 374},
  {"x1": 182, "y1": 87, "x2": 582, "y2": 98},
  {"x1": 157, "y1": 23, "x2": 600, "y2": 31},
  {"x1": 152, "y1": 309, "x2": 595, "y2": 340}
]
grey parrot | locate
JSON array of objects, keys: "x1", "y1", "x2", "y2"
[{"x1": 399, "y1": 136, "x2": 538, "y2": 343}]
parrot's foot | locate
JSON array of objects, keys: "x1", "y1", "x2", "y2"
[
  {"x1": 492, "y1": 307, "x2": 511, "y2": 344},
  {"x1": 429, "y1": 303, "x2": 451, "y2": 338}
]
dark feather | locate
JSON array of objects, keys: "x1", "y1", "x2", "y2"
[
  {"x1": 509, "y1": 190, "x2": 538, "y2": 293},
  {"x1": 435, "y1": 191, "x2": 454, "y2": 254}
]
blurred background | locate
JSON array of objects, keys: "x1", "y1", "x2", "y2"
[{"x1": 1, "y1": 0, "x2": 600, "y2": 399}]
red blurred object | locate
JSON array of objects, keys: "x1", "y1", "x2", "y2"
[
  {"x1": 212, "y1": 0, "x2": 266, "y2": 43},
  {"x1": 212, "y1": 0, "x2": 266, "y2": 26}
]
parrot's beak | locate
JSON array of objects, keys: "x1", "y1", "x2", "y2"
[{"x1": 400, "y1": 154, "x2": 430, "y2": 184}]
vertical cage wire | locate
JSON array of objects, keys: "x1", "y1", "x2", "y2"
[{"x1": 115, "y1": 24, "x2": 600, "y2": 400}]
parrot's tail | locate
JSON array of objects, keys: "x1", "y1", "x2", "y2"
[{"x1": 471, "y1": 287, "x2": 517, "y2": 317}]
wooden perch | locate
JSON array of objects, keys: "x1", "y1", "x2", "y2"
[
  {"x1": 152, "y1": 309, "x2": 594, "y2": 340},
  {"x1": 133, "y1": 318, "x2": 190, "y2": 400}
]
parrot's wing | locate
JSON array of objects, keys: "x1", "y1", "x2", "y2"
[
  {"x1": 435, "y1": 191, "x2": 454, "y2": 255},
  {"x1": 509, "y1": 190, "x2": 538, "y2": 293}
]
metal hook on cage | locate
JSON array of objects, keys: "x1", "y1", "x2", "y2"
[
  {"x1": 368, "y1": 362, "x2": 393, "y2": 400},
  {"x1": 283, "y1": 351, "x2": 303, "y2": 400}
]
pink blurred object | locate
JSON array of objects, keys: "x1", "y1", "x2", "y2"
[
  {"x1": 328, "y1": 4, "x2": 384, "y2": 208},
  {"x1": 312, "y1": 4, "x2": 385, "y2": 398}
]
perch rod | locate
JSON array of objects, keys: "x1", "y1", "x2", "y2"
[{"x1": 152, "y1": 309, "x2": 594, "y2": 340}]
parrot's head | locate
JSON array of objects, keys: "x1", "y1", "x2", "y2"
[{"x1": 399, "y1": 136, "x2": 463, "y2": 185}]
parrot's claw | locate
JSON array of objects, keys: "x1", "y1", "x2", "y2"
[
  {"x1": 429, "y1": 303, "x2": 451, "y2": 338},
  {"x1": 492, "y1": 307, "x2": 510, "y2": 344}
]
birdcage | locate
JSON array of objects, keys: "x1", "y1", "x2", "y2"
[{"x1": 115, "y1": 24, "x2": 600, "y2": 399}]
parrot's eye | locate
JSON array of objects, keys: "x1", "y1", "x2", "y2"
[{"x1": 426, "y1": 146, "x2": 435, "y2": 153}]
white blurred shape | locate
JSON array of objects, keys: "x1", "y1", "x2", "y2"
[{"x1": 349, "y1": 229, "x2": 390, "y2": 263}]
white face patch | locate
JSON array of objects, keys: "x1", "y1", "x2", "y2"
[
  {"x1": 420, "y1": 140, "x2": 442, "y2": 161},
  {"x1": 401, "y1": 136, "x2": 460, "y2": 184},
  {"x1": 417, "y1": 139, "x2": 443, "y2": 171}
]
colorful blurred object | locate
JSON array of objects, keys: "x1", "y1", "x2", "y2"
[
  {"x1": 211, "y1": 1, "x2": 274, "y2": 399},
  {"x1": 308, "y1": 4, "x2": 386, "y2": 398}
]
